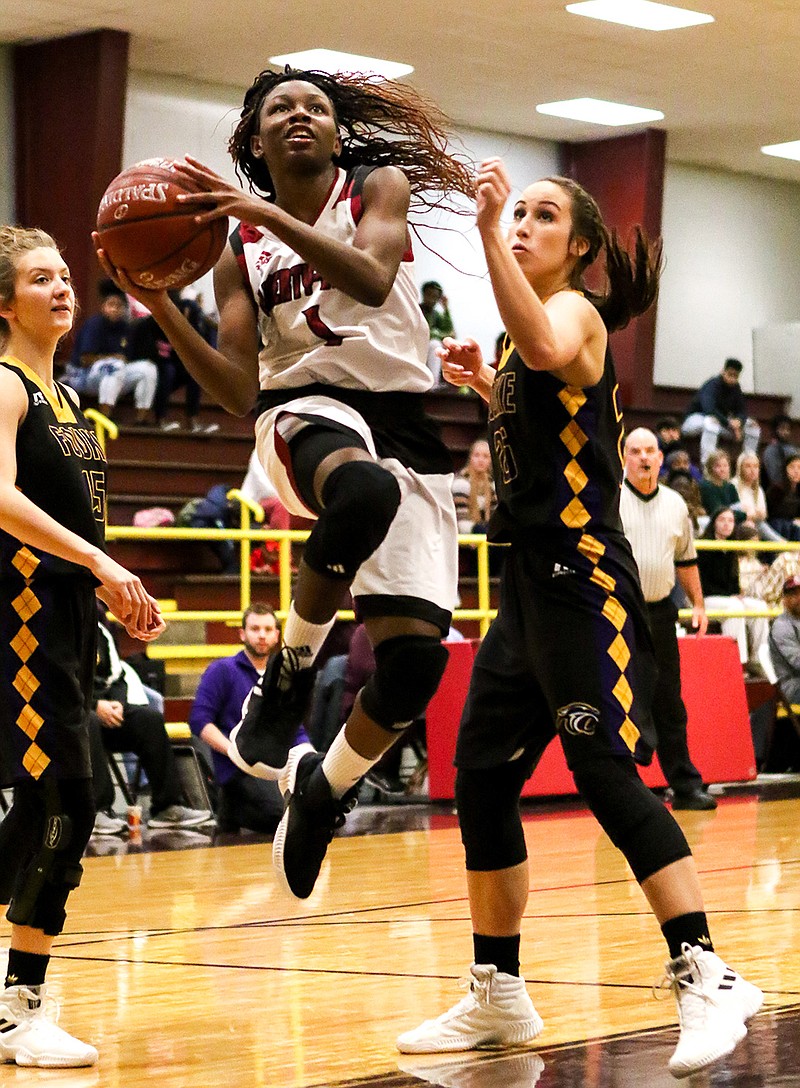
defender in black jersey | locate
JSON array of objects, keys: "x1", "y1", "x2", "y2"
[
  {"x1": 95, "y1": 67, "x2": 476, "y2": 902},
  {"x1": 0, "y1": 227, "x2": 164, "y2": 1067},
  {"x1": 397, "y1": 163, "x2": 761, "y2": 1077}
]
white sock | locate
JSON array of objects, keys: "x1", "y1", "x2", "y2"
[
  {"x1": 282, "y1": 604, "x2": 335, "y2": 671},
  {"x1": 321, "y1": 730, "x2": 376, "y2": 798}
]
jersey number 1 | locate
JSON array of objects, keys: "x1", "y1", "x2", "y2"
[{"x1": 303, "y1": 305, "x2": 344, "y2": 347}]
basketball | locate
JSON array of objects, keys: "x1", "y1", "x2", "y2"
[{"x1": 96, "y1": 158, "x2": 227, "y2": 290}]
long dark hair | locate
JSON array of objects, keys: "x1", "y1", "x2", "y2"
[
  {"x1": 544, "y1": 176, "x2": 663, "y2": 333},
  {"x1": 228, "y1": 67, "x2": 475, "y2": 214}
]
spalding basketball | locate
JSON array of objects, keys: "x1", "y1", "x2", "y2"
[{"x1": 96, "y1": 158, "x2": 227, "y2": 290}]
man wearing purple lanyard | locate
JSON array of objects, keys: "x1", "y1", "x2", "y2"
[{"x1": 189, "y1": 604, "x2": 307, "y2": 833}]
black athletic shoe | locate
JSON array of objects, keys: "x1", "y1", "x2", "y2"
[
  {"x1": 228, "y1": 648, "x2": 315, "y2": 780},
  {"x1": 670, "y1": 788, "x2": 718, "y2": 811},
  {"x1": 273, "y1": 745, "x2": 358, "y2": 899}
]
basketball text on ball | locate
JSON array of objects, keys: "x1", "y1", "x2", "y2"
[{"x1": 96, "y1": 158, "x2": 227, "y2": 290}]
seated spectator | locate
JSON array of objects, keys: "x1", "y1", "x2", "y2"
[
  {"x1": 419, "y1": 280, "x2": 455, "y2": 384},
  {"x1": 239, "y1": 449, "x2": 291, "y2": 573},
  {"x1": 654, "y1": 416, "x2": 683, "y2": 459},
  {"x1": 663, "y1": 447, "x2": 702, "y2": 483},
  {"x1": 761, "y1": 413, "x2": 798, "y2": 489},
  {"x1": 61, "y1": 279, "x2": 157, "y2": 423},
  {"x1": 697, "y1": 507, "x2": 770, "y2": 672},
  {"x1": 768, "y1": 575, "x2": 800, "y2": 706},
  {"x1": 127, "y1": 291, "x2": 217, "y2": 433},
  {"x1": 766, "y1": 575, "x2": 800, "y2": 770},
  {"x1": 765, "y1": 452, "x2": 800, "y2": 541},
  {"x1": 452, "y1": 438, "x2": 499, "y2": 574},
  {"x1": 699, "y1": 450, "x2": 744, "y2": 521},
  {"x1": 666, "y1": 468, "x2": 706, "y2": 535},
  {"x1": 93, "y1": 621, "x2": 212, "y2": 829},
  {"x1": 337, "y1": 623, "x2": 425, "y2": 797},
  {"x1": 734, "y1": 452, "x2": 785, "y2": 543},
  {"x1": 743, "y1": 549, "x2": 800, "y2": 609},
  {"x1": 188, "y1": 605, "x2": 307, "y2": 833},
  {"x1": 681, "y1": 358, "x2": 760, "y2": 463}
]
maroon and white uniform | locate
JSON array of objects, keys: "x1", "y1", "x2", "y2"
[{"x1": 230, "y1": 164, "x2": 458, "y2": 630}]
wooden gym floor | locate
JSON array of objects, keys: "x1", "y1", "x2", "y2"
[{"x1": 8, "y1": 780, "x2": 799, "y2": 1088}]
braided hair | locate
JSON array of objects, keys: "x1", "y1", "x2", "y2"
[
  {"x1": 543, "y1": 176, "x2": 663, "y2": 332},
  {"x1": 228, "y1": 67, "x2": 475, "y2": 214}
]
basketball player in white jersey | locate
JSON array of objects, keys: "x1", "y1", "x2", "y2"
[{"x1": 95, "y1": 66, "x2": 475, "y2": 900}]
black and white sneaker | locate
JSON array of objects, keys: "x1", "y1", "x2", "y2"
[
  {"x1": 228, "y1": 648, "x2": 315, "y2": 781},
  {"x1": 273, "y1": 744, "x2": 358, "y2": 899},
  {"x1": 660, "y1": 943, "x2": 763, "y2": 1078}
]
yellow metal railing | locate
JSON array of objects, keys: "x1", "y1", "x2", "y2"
[
  {"x1": 84, "y1": 408, "x2": 118, "y2": 453},
  {"x1": 105, "y1": 513, "x2": 800, "y2": 650},
  {"x1": 105, "y1": 518, "x2": 496, "y2": 635}
]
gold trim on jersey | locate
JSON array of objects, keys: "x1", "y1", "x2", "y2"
[
  {"x1": 1, "y1": 355, "x2": 77, "y2": 424},
  {"x1": 9, "y1": 545, "x2": 49, "y2": 779}
]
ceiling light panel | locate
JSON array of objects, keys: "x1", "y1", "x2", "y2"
[
  {"x1": 536, "y1": 98, "x2": 664, "y2": 126},
  {"x1": 268, "y1": 49, "x2": 413, "y2": 80},
  {"x1": 566, "y1": 1, "x2": 714, "y2": 31}
]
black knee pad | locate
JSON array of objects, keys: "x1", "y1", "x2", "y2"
[
  {"x1": 360, "y1": 635, "x2": 448, "y2": 730},
  {"x1": 571, "y1": 756, "x2": 691, "y2": 883},
  {"x1": 303, "y1": 461, "x2": 402, "y2": 580},
  {"x1": 456, "y1": 760, "x2": 532, "y2": 871},
  {"x1": 7, "y1": 778, "x2": 94, "y2": 936}
]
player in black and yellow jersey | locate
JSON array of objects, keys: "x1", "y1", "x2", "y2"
[
  {"x1": 0, "y1": 226, "x2": 164, "y2": 1067},
  {"x1": 396, "y1": 163, "x2": 762, "y2": 1078}
]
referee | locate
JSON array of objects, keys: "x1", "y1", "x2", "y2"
[{"x1": 620, "y1": 428, "x2": 717, "y2": 810}]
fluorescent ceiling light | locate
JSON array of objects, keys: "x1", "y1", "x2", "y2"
[
  {"x1": 268, "y1": 49, "x2": 413, "y2": 80},
  {"x1": 761, "y1": 141, "x2": 800, "y2": 162},
  {"x1": 567, "y1": 1, "x2": 714, "y2": 31},
  {"x1": 536, "y1": 98, "x2": 664, "y2": 126}
]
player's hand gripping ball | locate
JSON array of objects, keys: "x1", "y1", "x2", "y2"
[{"x1": 96, "y1": 158, "x2": 227, "y2": 290}]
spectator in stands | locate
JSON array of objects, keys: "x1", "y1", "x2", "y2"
[
  {"x1": 419, "y1": 280, "x2": 455, "y2": 384},
  {"x1": 765, "y1": 575, "x2": 800, "y2": 772},
  {"x1": 663, "y1": 447, "x2": 702, "y2": 484},
  {"x1": 239, "y1": 449, "x2": 291, "y2": 573},
  {"x1": 452, "y1": 438, "x2": 499, "y2": 574},
  {"x1": 734, "y1": 452, "x2": 784, "y2": 542},
  {"x1": 742, "y1": 548, "x2": 800, "y2": 609},
  {"x1": 681, "y1": 358, "x2": 760, "y2": 464},
  {"x1": 654, "y1": 416, "x2": 683, "y2": 460},
  {"x1": 696, "y1": 507, "x2": 769, "y2": 673},
  {"x1": 93, "y1": 621, "x2": 211, "y2": 829},
  {"x1": 699, "y1": 450, "x2": 744, "y2": 521},
  {"x1": 337, "y1": 622, "x2": 425, "y2": 797},
  {"x1": 768, "y1": 574, "x2": 800, "y2": 708},
  {"x1": 189, "y1": 604, "x2": 305, "y2": 833},
  {"x1": 62, "y1": 279, "x2": 157, "y2": 424},
  {"x1": 127, "y1": 291, "x2": 218, "y2": 434},
  {"x1": 666, "y1": 468, "x2": 706, "y2": 536},
  {"x1": 761, "y1": 414, "x2": 798, "y2": 489},
  {"x1": 765, "y1": 452, "x2": 800, "y2": 541}
]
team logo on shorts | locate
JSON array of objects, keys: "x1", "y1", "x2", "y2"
[{"x1": 556, "y1": 702, "x2": 599, "y2": 737}]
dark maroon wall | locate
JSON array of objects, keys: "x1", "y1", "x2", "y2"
[
  {"x1": 560, "y1": 129, "x2": 666, "y2": 408},
  {"x1": 14, "y1": 30, "x2": 129, "y2": 325}
]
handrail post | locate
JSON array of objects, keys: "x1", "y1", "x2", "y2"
[
  {"x1": 476, "y1": 536, "x2": 490, "y2": 639},
  {"x1": 227, "y1": 489, "x2": 264, "y2": 613},
  {"x1": 84, "y1": 408, "x2": 118, "y2": 455}
]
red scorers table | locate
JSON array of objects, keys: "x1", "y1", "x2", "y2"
[{"x1": 426, "y1": 634, "x2": 757, "y2": 800}]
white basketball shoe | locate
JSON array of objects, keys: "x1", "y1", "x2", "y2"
[
  {"x1": 0, "y1": 985, "x2": 98, "y2": 1067},
  {"x1": 396, "y1": 964, "x2": 544, "y2": 1054}
]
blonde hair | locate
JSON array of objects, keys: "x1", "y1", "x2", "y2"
[
  {"x1": 460, "y1": 439, "x2": 495, "y2": 525},
  {"x1": 0, "y1": 226, "x2": 62, "y2": 349}
]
